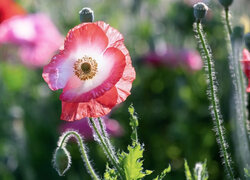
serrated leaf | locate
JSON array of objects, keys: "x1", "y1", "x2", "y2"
[
  {"x1": 128, "y1": 104, "x2": 139, "y2": 143},
  {"x1": 153, "y1": 165, "x2": 171, "y2": 180},
  {"x1": 184, "y1": 160, "x2": 193, "y2": 180},
  {"x1": 104, "y1": 164, "x2": 118, "y2": 180},
  {"x1": 119, "y1": 142, "x2": 152, "y2": 180}
]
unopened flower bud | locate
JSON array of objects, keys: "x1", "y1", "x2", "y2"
[
  {"x1": 245, "y1": 33, "x2": 250, "y2": 51},
  {"x1": 193, "y1": 2, "x2": 208, "y2": 21},
  {"x1": 218, "y1": 0, "x2": 233, "y2": 8},
  {"x1": 79, "y1": 7, "x2": 94, "y2": 23},
  {"x1": 231, "y1": 26, "x2": 244, "y2": 41},
  {"x1": 53, "y1": 147, "x2": 71, "y2": 176}
]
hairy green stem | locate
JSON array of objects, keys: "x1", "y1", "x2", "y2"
[
  {"x1": 195, "y1": 22, "x2": 235, "y2": 179},
  {"x1": 225, "y1": 8, "x2": 232, "y2": 36},
  {"x1": 89, "y1": 117, "x2": 125, "y2": 179},
  {"x1": 98, "y1": 118, "x2": 111, "y2": 148},
  {"x1": 223, "y1": 6, "x2": 250, "y2": 145},
  {"x1": 236, "y1": 47, "x2": 250, "y2": 144},
  {"x1": 59, "y1": 131, "x2": 99, "y2": 180},
  {"x1": 223, "y1": 6, "x2": 250, "y2": 177},
  {"x1": 97, "y1": 117, "x2": 119, "y2": 162}
]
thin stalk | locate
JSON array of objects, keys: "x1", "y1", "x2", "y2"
[
  {"x1": 59, "y1": 131, "x2": 100, "y2": 180},
  {"x1": 194, "y1": 22, "x2": 235, "y2": 179},
  {"x1": 223, "y1": 7, "x2": 250, "y2": 145},
  {"x1": 89, "y1": 117, "x2": 125, "y2": 179},
  {"x1": 98, "y1": 118, "x2": 112, "y2": 149},
  {"x1": 225, "y1": 8, "x2": 232, "y2": 36},
  {"x1": 97, "y1": 117, "x2": 118, "y2": 161},
  {"x1": 236, "y1": 48, "x2": 250, "y2": 143}
]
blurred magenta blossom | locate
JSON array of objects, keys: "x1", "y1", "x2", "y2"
[
  {"x1": 60, "y1": 117, "x2": 124, "y2": 140},
  {"x1": 144, "y1": 47, "x2": 203, "y2": 71},
  {"x1": 0, "y1": 14, "x2": 63, "y2": 67}
]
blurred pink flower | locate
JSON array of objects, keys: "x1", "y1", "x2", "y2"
[
  {"x1": 0, "y1": 14, "x2": 63, "y2": 67},
  {"x1": 144, "y1": 47, "x2": 203, "y2": 72},
  {"x1": 180, "y1": 50, "x2": 203, "y2": 71},
  {"x1": 59, "y1": 117, "x2": 124, "y2": 140}
]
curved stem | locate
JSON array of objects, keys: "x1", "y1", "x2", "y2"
[
  {"x1": 59, "y1": 131, "x2": 100, "y2": 180},
  {"x1": 89, "y1": 117, "x2": 125, "y2": 179},
  {"x1": 225, "y1": 8, "x2": 232, "y2": 36},
  {"x1": 195, "y1": 22, "x2": 235, "y2": 179}
]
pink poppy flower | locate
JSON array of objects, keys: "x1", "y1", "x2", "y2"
[
  {"x1": 0, "y1": 14, "x2": 63, "y2": 67},
  {"x1": 43, "y1": 21, "x2": 136, "y2": 121},
  {"x1": 241, "y1": 48, "x2": 250, "y2": 92},
  {"x1": 60, "y1": 117, "x2": 124, "y2": 140}
]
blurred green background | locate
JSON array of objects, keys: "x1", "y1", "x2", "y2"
[{"x1": 0, "y1": 0, "x2": 250, "y2": 179}]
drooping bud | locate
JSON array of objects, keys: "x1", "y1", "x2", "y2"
[
  {"x1": 245, "y1": 33, "x2": 250, "y2": 51},
  {"x1": 53, "y1": 147, "x2": 71, "y2": 176},
  {"x1": 218, "y1": 0, "x2": 233, "y2": 8},
  {"x1": 79, "y1": 7, "x2": 94, "y2": 23},
  {"x1": 231, "y1": 26, "x2": 244, "y2": 42},
  {"x1": 193, "y1": 2, "x2": 208, "y2": 22}
]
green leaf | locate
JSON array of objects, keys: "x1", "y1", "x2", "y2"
[
  {"x1": 0, "y1": 63, "x2": 29, "y2": 91},
  {"x1": 104, "y1": 164, "x2": 118, "y2": 180},
  {"x1": 128, "y1": 104, "x2": 139, "y2": 143},
  {"x1": 153, "y1": 165, "x2": 171, "y2": 180},
  {"x1": 244, "y1": 167, "x2": 250, "y2": 178},
  {"x1": 184, "y1": 160, "x2": 193, "y2": 180},
  {"x1": 119, "y1": 142, "x2": 152, "y2": 180},
  {"x1": 193, "y1": 160, "x2": 208, "y2": 180}
]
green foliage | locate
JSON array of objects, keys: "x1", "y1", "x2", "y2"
[
  {"x1": 244, "y1": 168, "x2": 250, "y2": 178},
  {"x1": 0, "y1": 63, "x2": 28, "y2": 91},
  {"x1": 185, "y1": 160, "x2": 209, "y2": 180},
  {"x1": 185, "y1": 160, "x2": 193, "y2": 180},
  {"x1": 128, "y1": 104, "x2": 139, "y2": 143},
  {"x1": 103, "y1": 105, "x2": 171, "y2": 180},
  {"x1": 193, "y1": 161, "x2": 208, "y2": 180},
  {"x1": 153, "y1": 165, "x2": 171, "y2": 180},
  {"x1": 118, "y1": 142, "x2": 152, "y2": 180},
  {"x1": 104, "y1": 164, "x2": 118, "y2": 180}
]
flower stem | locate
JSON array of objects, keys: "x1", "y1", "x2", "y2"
[
  {"x1": 223, "y1": 7, "x2": 250, "y2": 145},
  {"x1": 194, "y1": 22, "x2": 235, "y2": 179},
  {"x1": 223, "y1": 6, "x2": 250, "y2": 176},
  {"x1": 97, "y1": 117, "x2": 119, "y2": 164},
  {"x1": 89, "y1": 117, "x2": 125, "y2": 179},
  {"x1": 59, "y1": 131, "x2": 100, "y2": 180},
  {"x1": 225, "y1": 8, "x2": 232, "y2": 36},
  {"x1": 98, "y1": 117, "x2": 111, "y2": 148}
]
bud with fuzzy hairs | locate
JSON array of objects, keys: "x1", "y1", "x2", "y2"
[
  {"x1": 52, "y1": 130, "x2": 100, "y2": 179},
  {"x1": 79, "y1": 7, "x2": 94, "y2": 23},
  {"x1": 53, "y1": 147, "x2": 71, "y2": 176},
  {"x1": 193, "y1": 2, "x2": 208, "y2": 22}
]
